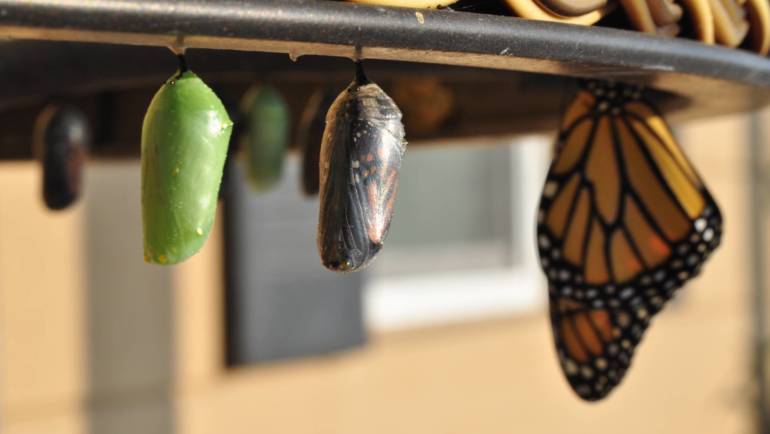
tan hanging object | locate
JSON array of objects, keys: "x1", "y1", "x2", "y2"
[
  {"x1": 744, "y1": 0, "x2": 770, "y2": 54},
  {"x1": 620, "y1": 0, "x2": 683, "y2": 35},
  {"x1": 708, "y1": 0, "x2": 750, "y2": 47},
  {"x1": 680, "y1": 0, "x2": 717, "y2": 43},
  {"x1": 504, "y1": 0, "x2": 615, "y2": 25}
]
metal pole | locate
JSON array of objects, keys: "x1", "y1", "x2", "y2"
[{"x1": 750, "y1": 110, "x2": 770, "y2": 433}]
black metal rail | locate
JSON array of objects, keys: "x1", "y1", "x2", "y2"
[
  {"x1": 3, "y1": 0, "x2": 770, "y2": 111},
  {"x1": 3, "y1": 0, "x2": 770, "y2": 159}
]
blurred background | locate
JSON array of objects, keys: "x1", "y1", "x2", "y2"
[{"x1": 1, "y1": 104, "x2": 766, "y2": 434}]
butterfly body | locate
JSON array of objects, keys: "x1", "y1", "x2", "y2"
[{"x1": 537, "y1": 80, "x2": 722, "y2": 400}]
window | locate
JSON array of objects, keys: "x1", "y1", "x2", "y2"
[{"x1": 365, "y1": 135, "x2": 552, "y2": 330}]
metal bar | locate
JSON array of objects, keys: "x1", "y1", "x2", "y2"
[
  {"x1": 4, "y1": 0, "x2": 770, "y2": 98},
  {"x1": 751, "y1": 111, "x2": 770, "y2": 434}
]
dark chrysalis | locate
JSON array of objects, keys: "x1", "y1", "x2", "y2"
[
  {"x1": 298, "y1": 88, "x2": 338, "y2": 196},
  {"x1": 34, "y1": 104, "x2": 90, "y2": 211},
  {"x1": 317, "y1": 63, "x2": 407, "y2": 272}
]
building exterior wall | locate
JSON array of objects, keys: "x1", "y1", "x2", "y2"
[{"x1": 0, "y1": 111, "x2": 760, "y2": 434}]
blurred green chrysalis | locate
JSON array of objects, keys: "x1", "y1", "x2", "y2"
[
  {"x1": 141, "y1": 56, "x2": 233, "y2": 265},
  {"x1": 241, "y1": 85, "x2": 290, "y2": 192}
]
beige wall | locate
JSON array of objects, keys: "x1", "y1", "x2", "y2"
[{"x1": 0, "y1": 111, "x2": 761, "y2": 434}]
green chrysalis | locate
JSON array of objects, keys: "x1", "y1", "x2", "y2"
[
  {"x1": 240, "y1": 85, "x2": 290, "y2": 192},
  {"x1": 141, "y1": 60, "x2": 233, "y2": 265}
]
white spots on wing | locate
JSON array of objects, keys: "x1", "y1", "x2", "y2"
[
  {"x1": 595, "y1": 358, "x2": 608, "y2": 370},
  {"x1": 538, "y1": 234, "x2": 551, "y2": 248},
  {"x1": 581, "y1": 366, "x2": 594, "y2": 379},
  {"x1": 617, "y1": 312, "x2": 631, "y2": 328},
  {"x1": 619, "y1": 287, "x2": 634, "y2": 300},
  {"x1": 654, "y1": 270, "x2": 666, "y2": 282},
  {"x1": 563, "y1": 359, "x2": 578, "y2": 375},
  {"x1": 543, "y1": 181, "x2": 558, "y2": 198},
  {"x1": 636, "y1": 308, "x2": 648, "y2": 320},
  {"x1": 695, "y1": 218, "x2": 707, "y2": 232}
]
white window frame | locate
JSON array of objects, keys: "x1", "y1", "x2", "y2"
[{"x1": 364, "y1": 135, "x2": 552, "y2": 331}]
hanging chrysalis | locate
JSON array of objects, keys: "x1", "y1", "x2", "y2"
[
  {"x1": 298, "y1": 88, "x2": 337, "y2": 196},
  {"x1": 241, "y1": 85, "x2": 290, "y2": 192},
  {"x1": 317, "y1": 63, "x2": 407, "y2": 272},
  {"x1": 34, "y1": 104, "x2": 90, "y2": 211},
  {"x1": 141, "y1": 55, "x2": 233, "y2": 265}
]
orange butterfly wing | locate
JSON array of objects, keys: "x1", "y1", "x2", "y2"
[{"x1": 537, "y1": 81, "x2": 722, "y2": 400}]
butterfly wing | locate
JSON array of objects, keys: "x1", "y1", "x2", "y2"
[{"x1": 537, "y1": 81, "x2": 722, "y2": 400}]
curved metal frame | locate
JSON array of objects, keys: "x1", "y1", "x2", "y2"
[{"x1": 4, "y1": 0, "x2": 770, "y2": 118}]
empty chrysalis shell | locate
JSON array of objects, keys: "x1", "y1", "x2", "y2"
[
  {"x1": 141, "y1": 66, "x2": 233, "y2": 265},
  {"x1": 34, "y1": 104, "x2": 90, "y2": 211},
  {"x1": 317, "y1": 64, "x2": 407, "y2": 272},
  {"x1": 241, "y1": 85, "x2": 290, "y2": 192},
  {"x1": 298, "y1": 88, "x2": 338, "y2": 196}
]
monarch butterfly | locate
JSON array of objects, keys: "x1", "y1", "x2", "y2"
[
  {"x1": 240, "y1": 85, "x2": 290, "y2": 192},
  {"x1": 317, "y1": 62, "x2": 407, "y2": 272},
  {"x1": 142, "y1": 55, "x2": 233, "y2": 265},
  {"x1": 537, "y1": 80, "x2": 722, "y2": 401},
  {"x1": 298, "y1": 88, "x2": 337, "y2": 196},
  {"x1": 34, "y1": 104, "x2": 90, "y2": 211}
]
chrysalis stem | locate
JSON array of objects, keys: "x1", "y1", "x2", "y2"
[
  {"x1": 177, "y1": 54, "x2": 189, "y2": 74},
  {"x1": 354, "y1": 61, "x2": 370, "y2": 86}
]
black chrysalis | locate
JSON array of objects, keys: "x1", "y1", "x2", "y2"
[
  {"x1": 34, "y1": 105, "x2": 90, "y2": 211},
  {"x1": 298, "y1": 88, "x2": 338, "y2": 196},
  {"x1": 317, "y1": 63, "x2": 407, "y2": 272}
]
